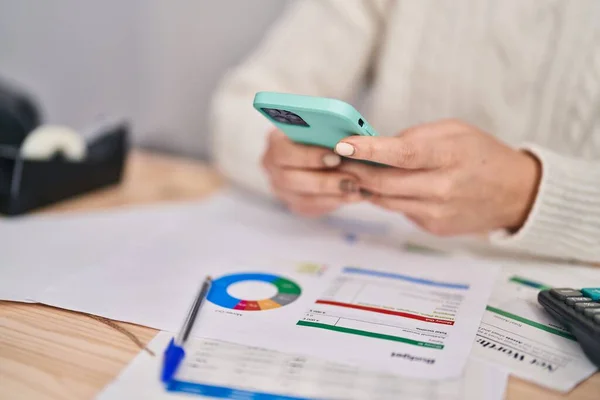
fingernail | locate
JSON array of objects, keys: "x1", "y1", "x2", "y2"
[
  {"x1": 335, "y1": 142, "x2": 355, "y2": 156},
  {"x1": 339, "y1": 179, "x2": 358, "y2": 193},
  {"x1": 322, "y1": 153, "x2": 341, "y2": 167},
  {"x1": 359, "y1": 188, "x2": 373, "y2": 198}
]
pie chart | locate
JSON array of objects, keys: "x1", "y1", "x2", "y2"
[{"x1": 207, "y1": 272, "x2": 302, "y2": 311}]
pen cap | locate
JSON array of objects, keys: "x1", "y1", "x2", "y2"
[{"x1": 161, "y1": 338, "x2": 185, "y2": 383}]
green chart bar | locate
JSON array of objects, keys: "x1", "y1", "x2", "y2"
[
  {"x1": 485, "y1": 306, "x2": 575, "y2": 340},
  {"x1": 508, "y1": 276, "x2": 552, "y2": 290},
  {"x1": 297, "y1": 321, "x2": 444, "y2": 349}
]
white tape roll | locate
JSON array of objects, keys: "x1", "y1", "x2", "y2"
[{"x1": 20, "y1": 125, "x2": 87, "y2": 161}]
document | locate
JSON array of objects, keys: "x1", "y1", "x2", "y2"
[
  {"x1": 195, "y1": 251, "x2": 499, "y2": 380},
  {"x1": 99, "y1": 332, "x2": 509, "y2": 400},
  {"x1": 0, "y1": 190, "x2": 413, "y2": 303},
  {"x1": 472, "y1": 264, "x2": 600, "y2": 392}
]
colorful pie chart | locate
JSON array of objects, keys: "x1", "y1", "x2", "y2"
[{"x1": 207, "y1": 272, "x2": 302, "y2": 311}]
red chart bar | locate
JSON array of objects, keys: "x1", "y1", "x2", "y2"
[
  {"x1": 315, "y1": 300, "x2": 455, "y2": 325},
  {"x1": 234, "y1": 300, "x2": 261, "y2": 311}
]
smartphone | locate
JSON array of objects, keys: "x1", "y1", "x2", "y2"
[{"x1": 253, "y1": 92, "x2": 378, "y2": 150}]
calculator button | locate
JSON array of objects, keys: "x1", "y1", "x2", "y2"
[
  {"x1": 550, "y1": 288, "x2": 583, "y2": 300},
  {"x1": 574, "y1": 302, "x2": 600, "y2": 313},
  {"x1": 581, "y1": 288, "x2": 600, "y2": 301},
  {"x1": 583, "y1": 308, "x2": 600, "y2": 318},
  {"x1": 565, "y1": 297, "x2": 593, "y2": 306}
]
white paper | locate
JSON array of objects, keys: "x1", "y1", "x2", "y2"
[
  {"x1": 194, "y1": 251, "x2": 498, "y2": 380},
  {"x1": 0, "y1": 200, "x2": 216, "y2": 302},
  {"x1": 33, "y1": 223, "x2": 354, "y2": 331},
  {"x1": 99, "y1": 332, "x2": 509, "y2": 400},
  {"x1": 472, "y1": 262, "x2": 600, "y2": 392},
  {"x1": 0, "y1": 190, "x2": 414, "y2": 303}
]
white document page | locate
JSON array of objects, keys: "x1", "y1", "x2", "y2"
[
  {"x1": 0, "y1": 190, "x2": 413, "y2": 303},
  {"x1": 1, "y1": 207, "x2": 178, "y2": 302},
  {"x1": 194, "y1": 250, "x2": 499, "y2": 380},
  {"x1": 1, "y1": 198, "x2": 229, "y2": 302},
  {"x1": 472, "y1": 263, "x2": 600, "y2": 392},
  {"x1": 99, "y1": 332, "x2": 509, "y2": 400}
]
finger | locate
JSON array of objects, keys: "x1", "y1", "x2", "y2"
[
  {"x1": 339, "y1": 162, "x2": 439, "y2": 198},
  {"x1": 273, "y1": 189, "x2": 354, "y2": 217},
  {"x1": 334, "y1": 135, "x2": 437, "y2": 169},
  {"x1": 267, "y1": 130, "x2": 341, "y2": 169},
  {"x1": 270, "y1": 168, "x2": 360, "y2": 195}
]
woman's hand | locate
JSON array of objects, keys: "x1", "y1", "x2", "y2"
[
  {"x1": 262, "y1": 130, "x2": 361, "y2": 217},
  {"x1": 336, "y1": 120, "x2": 541, "y2": 235}
]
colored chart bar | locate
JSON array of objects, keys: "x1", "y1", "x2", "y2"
[
  {"x1": 316, "y1": 300, "x2": 455, "y2": 325},
  {"x1": 342, "y1": 267, "x2": 469, "y2": 290},
  {"x1": 257, "y1": 299, "x2": 281, "y2": 310},
  {"x1": 272, "y1": 293, "x2": 299, "y2": 306},
  {"x1": 234, "y1": 300, "x2": 261, "y2": 311},
  {"x1": 168, "y1": 380, "x2": 310, "y2": 399},
  {"x1": 274, "y1": 278, "x2": 301, "y2": 295},
  {"x1": 508, "y1": 276, "x2": 551, "y2": 290},
  {"x1": 485, "y1": 306, "x2": 575, "y2": 340},
  {"x1": 207, "y1": 289, "x2": 240, "y2": 309},
  {"x1": 297, "y1": 321, "x2": 444, "y2": 349}
]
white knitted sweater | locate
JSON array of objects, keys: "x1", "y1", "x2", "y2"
[{"x1": 211, "y1": 0, "x2": 600, "y2": 263}]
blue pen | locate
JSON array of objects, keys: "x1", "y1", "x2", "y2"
[{"x1": 161, "y1": 276, "x2": 213, "y2": 383}]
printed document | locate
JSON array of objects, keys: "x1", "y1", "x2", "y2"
[
  {"x1": 194, "y1": 250, "x2": 499, "y2": 380},
  {"x1": 99, "y1": 332, "x2": 509, "y2": 400},
  {"x1": 472, "y1": 264, "x2": 600, "y2": 392}
]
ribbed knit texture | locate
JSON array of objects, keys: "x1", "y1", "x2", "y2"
[
  {"x1": 210, "y1": 0, "x2": 600, "y2": 262},
  {"x1": 491, "y1": 145, "x2": 600, "y2": 261}
]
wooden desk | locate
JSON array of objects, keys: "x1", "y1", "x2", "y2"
[{"x1": 0, "y1": 150, "x2": 598, "y2": 399}]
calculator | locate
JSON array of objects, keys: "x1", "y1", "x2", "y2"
[{"x1": 538, "y1": 288, "x2": 600, "y2": 367}]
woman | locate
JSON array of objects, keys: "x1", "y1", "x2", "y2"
[{"x1": 210, "y1": 0, "x2": 600, "y2": 262}]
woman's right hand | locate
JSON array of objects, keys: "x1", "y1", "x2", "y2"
[{"x1": 262, "y1": 130, "x2": 362, "y2": 217}]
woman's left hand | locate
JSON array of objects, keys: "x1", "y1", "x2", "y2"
[{"x1": 336, "y1": 120, "x2": 541, "y2": 236}]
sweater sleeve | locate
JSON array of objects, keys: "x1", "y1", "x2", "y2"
[
  {"x1": 209, "y1": 0, "x2": 390, "y2": 196},
  {"x1": 490, "y1": 143, "x2": 600, "y2": 263}
]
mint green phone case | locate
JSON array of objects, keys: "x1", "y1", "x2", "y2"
[{"x1": 253, "y1": 92, "x2": 378, "y2": 150}]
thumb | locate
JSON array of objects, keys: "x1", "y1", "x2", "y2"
[{"x1": 335, "y1": 135, "x2": 433, "y2": 169}]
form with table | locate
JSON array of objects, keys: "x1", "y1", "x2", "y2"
[{"x1": 1, "y1": 150, "x2": 599, "y2": 400}]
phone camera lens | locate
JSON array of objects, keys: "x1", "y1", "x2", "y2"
[
  {"x1": 262, "y1": 108, "x2": 280, "y2": 118},
  {"x1": 261, "y1": 108, "x2": 309, "y2": 127},
  {"x1": 358, "y1": 118, "x2": 364, "y2": 127}
]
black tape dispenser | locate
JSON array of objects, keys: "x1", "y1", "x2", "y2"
[{"x1": 0, "y1": 78, "x2": 129, "y2": 215}]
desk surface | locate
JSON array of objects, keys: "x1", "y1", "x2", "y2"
[{"x1": 0, "y1": 150, "x2": 598, "y2": 400}]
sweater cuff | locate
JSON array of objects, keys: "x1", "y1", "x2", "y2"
[{"x1": 489, "y1": 143, "x2": 600, "y2": 262}]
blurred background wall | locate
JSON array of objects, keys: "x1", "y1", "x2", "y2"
[{"x1": 0, "y1": 0, "x2": 292, "y2": 159}]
